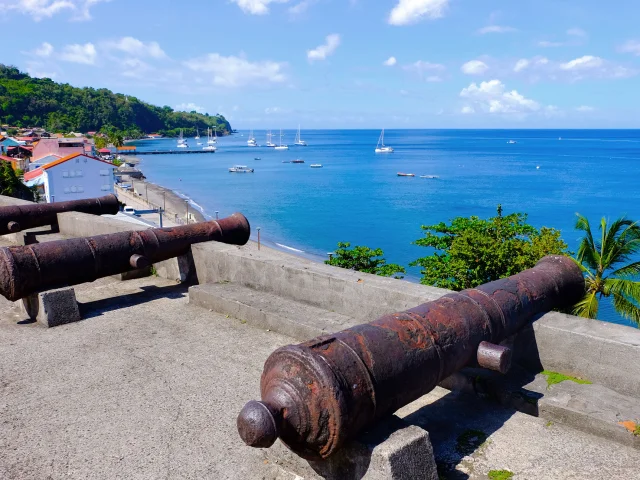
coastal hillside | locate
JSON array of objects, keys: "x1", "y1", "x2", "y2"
[{"x1": 0, "y1": 65, "x2": 231, "y2": 136}]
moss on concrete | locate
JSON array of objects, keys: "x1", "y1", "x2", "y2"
[
  {"x1": 456, "y1": 429, "x2": 488, "y2": 456},
  {"x1": 541, "y1": 370, "x2": 592, "y2": 389},
  {"x1": 488, "y1": 470, "x2": 514, "y2": 480},
  {"x1": 634, "y1": 425, "x2": 640, "y2": 437}
]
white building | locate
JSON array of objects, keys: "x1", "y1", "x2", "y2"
[{"x1": 24, "y1": 153, "x2": 116, "y2": 203}]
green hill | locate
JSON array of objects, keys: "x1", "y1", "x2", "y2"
[{"x1": 0, "y1": 65, "x2": 231, "y2": 137}]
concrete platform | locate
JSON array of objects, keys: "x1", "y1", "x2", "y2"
[{"x1": 1, "y1": 274, "x2": 639, "y2": 479}]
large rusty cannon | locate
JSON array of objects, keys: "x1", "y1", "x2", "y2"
[
  {"x1": 237, "y1": 256, "x2": 585, "y2": 460},
  {"x1": 0, "y1": 194, "x2": 119, "y2": 235},
  {"x1": 0, "y1": 213, "x2": 250, "y2": 301}
]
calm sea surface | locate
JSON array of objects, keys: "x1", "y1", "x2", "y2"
[{"x1": 131, "y1": 129, "x2": 640, "y2": 328}]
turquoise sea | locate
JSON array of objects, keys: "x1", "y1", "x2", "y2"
[{"x1": 130, "y1": 129, "x2": 640, "y2": 328}]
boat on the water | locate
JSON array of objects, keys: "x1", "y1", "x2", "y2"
[
  {"x1": 195, "y1": 128, "x2": 200, "y2": 140},
  {"x1": 294, "y1": 125, "x2": 307, "y2": 146},
  {"x1": 291, "y1": 159, "x2": 305, "y2": 163},
  {"x1": 254, "y1": 157, "x2": 261, "y2": 160},
  {"x1": 207, "y1": 128, "x2": 216, "y2": 145},
  {"x1": 397, "y1": 173, "x2": 415, "y2": 177},
  {"x1": 266, "y1": 130, "x2": 277, "y2": 147},
  {"x1": 310, "y1": 164, "x2": 322, "y2": 168},
  {"x1": 507, "y1": 140, "x2": 517, "y2": 144},
  {"x1": 275, "y1": 129, "x2": 289, "y2": 150},
  {"x1": 177, "y1": 129, "x2": 187, "y2": 148},
  {"x1": 229, "y1": 165, "x2": 254, "y2": 173},
  {"x1": 203, "y1": 144, "x2": 216, "y2": 151},
  {"x1": 247, "y1": 129, "x2": 257, "y2": 147},
  {"x1": 375, "y1": 129, "x2": 393, "y2": 153}
]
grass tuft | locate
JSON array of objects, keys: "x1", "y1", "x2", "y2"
[
  {"x1": 541, "y1": 370, "x2": 592, "y2": 389},
  {"x1": 488, "y1": 470, "x2": 514, "y2": 480}
]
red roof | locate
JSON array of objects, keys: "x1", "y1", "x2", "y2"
[
  {"x1": 23, "y1": 153, "x2": 114, "y2": 182},
  {"x1": 98, "y1": 148, "x2": 111, "y2": 153},
  {"x1": 17, "y1": 137, "x2": 36, "y2": 142},
  {"x1": 0, "y1": 155, "x2": 17, "y2": 163}
]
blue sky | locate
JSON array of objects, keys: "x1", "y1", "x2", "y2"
[{"x1": 2, "y1": 0, "x2": 640, "y2": 129}]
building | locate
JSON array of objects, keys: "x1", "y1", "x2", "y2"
[
  {"x1": 23, "y1": 153, "x2": 115, "y2": 203},
  {"x1": 30, "y1": 137, "x2": 93, "y2": 162}
]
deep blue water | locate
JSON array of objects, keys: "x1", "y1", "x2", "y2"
[{"x1": 130, "y1": 129, "x2": 640, "y2": 328}]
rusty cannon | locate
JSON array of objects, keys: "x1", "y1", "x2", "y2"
[
  {"x1": 0, "y1": 213, "x2": 250, "y2": 301},
  {"x1": 0, "y1": 194, "x2": 120, "y2": 236},
  {"x1": 237, "y1": 256, "x2": 585, "y2": 460}
]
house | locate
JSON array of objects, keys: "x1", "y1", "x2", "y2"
[
  {"x1": 29, "y1": 154, "x2": 62, "y2": 171},
  {"x1": 0, "y1": 155, "x2": 21, "y2": 171},
  {"x1": 30, "y1": 137, "x2": 92, "y2": 161},
  {"x1": 23, "y1": 153, "x2": 115, "y2": 203},
  {"x1": 116, "y1": 146, "x2": 137, "y2": 153}
]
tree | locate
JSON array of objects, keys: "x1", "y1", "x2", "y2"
[
  {"x1": 94, "y1": 136, "x2": 107, "y2": 149},
  {"x1": 411, "y1": 205, "x2": 568, "y2": 291},
  {"x1": 0, "y1": 162, "x2": 37, "y2": 201},
  {"x1": 325, "y1": 242, "x2": 406, "y2": 278},
  {"x1": 572, "y1": 214, "x2": 640, "y2": 326}
]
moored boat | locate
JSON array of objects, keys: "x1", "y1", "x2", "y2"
[
  {"x1": 310, "y1": 164, "x2": 322, "y2": 168},
  {"x1": 229, "y1": 165, "x2": 254, "y2": 173},
  {"x1": 375, "y1": 129, "x2": 393, "y2": 153},
  {"x1": 397, "y1": 173, "x2": 415, "y2": 177},
  {"x1": 291, "y1": 159, "x2": 305, "y2": 163}
]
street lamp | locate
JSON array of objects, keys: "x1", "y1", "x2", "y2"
[
  {"x1": 215, "y1": 210, "x2": 219, "y2": 220},
  {"x1": 185, "y1": 200, "x2": 189, "y2": 224},
  {"x1": 257, "y1": 227, "x2": 261, "y2": 250},
  {"x1": 327, "y1": 252, "x2": 335, "y2": 262}
]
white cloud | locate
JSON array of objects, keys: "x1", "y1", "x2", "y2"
[
  {"x1": 513, "y1": 56, "x2": 548, "y2": 73},
  {"x1": 460, "y1": 79, "x2": 540, "y2": 115},
  {"x1": 184, "y1": 53, "x2": 287, "y2": 88},
  {"x1": 477, "y1": 25, "x2": 517, "y2": 34},
  {"x1": 461, "y1": 60, "x2": 489, "y2": 75},
  {"x1": 307, "y1": 34, "x2": 340, "y2": 62},
  {"x1": 60, "y1": 42, "x2": 97, "y2": 65},
  {"x1": 288, "y1": 0, "x2": 314, "y2": 15},
  {"x1": 174, "y1": 102, "x2": 205, "y2": 114},
  {"x1": 560, "y1": 55, "x2": 604, "y2": 71},
  {"x1": 120, "y1": 58, "x2": 153, "y2": 79},
  {"x1": 383, "y1": 56, "x2": 397, "y2": 67},
  {"x1": 618, "y1": 40, "x2": 640, "y2": 56},
  {"x1": 576, "y1": 105, "x2": 594, "y2": 112},
  {"x1": 265, "y1": 107, "x2": 282, "y2": 114},
  {"x1": 231, "y1": 0, "x2": 290, "y2": 15},
  {"x1": 567, "y1": 28, "x2": 587, "y2": 37},
  {"x1": 0, "y1": 0, "x2": 109, "y2": 21},
  {"x1": 403, "y1": 60, "x2": 446, "y2": 81},
  {"x1": 461, "y1": 106, "x2": 474, "y2": 114},
  {"x1": 388, "y1": 0, "x2": 449, "y2": 26},
  {"x1": 34, "y1": 42, "x2": 54, "y2": 57},
  {"x1": 105, "y1": 37, "x2": 166, "y2": 59}
]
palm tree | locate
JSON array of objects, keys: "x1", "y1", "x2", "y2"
[{"x1": 573, "y1": 214, "x2": 640, "y2": 326}]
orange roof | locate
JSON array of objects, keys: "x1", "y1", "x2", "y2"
[
  {"x1": 23, "y1": 153, "x2": 114, "y2": 181},
  {"x1": 116, "y1": 146, "x2": 136, "y2": 151}
]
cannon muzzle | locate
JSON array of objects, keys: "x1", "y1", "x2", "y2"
[
  {"x1": 0, "y1": 194, "x2": 119, "y2": 235},
  {"x1": 0, "y1": 213, "x2": 250, "y2": 301},
  {"x1": 237, "y1": 256, "x2": 585, "y2": 460}
]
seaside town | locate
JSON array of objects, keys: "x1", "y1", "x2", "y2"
[{"x1": 1, "y1": 1, "x2": 640, "y2": 479}]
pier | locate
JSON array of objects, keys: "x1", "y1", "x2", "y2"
[{"x1": 128, "y1": 150, "x2": 216, "y2": 155}]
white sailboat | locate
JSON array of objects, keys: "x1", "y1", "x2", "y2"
[
  {"x1": 177, "y1": 129, "x2": 187, "y2": 148},
  {"x1": 203, "y1": 128, "x2": 217, "y2": 151},
  {"x1": 294, "y1": 125, "x2": 307, "y2": 146},
  {"x1": 207, "y1": 128, "x2": 216, "y2": 145},
  {"x1": 247, "y1": 129, "x2": 257, "y2": 147},
  {"x1": 266, "y1": 130, "x2": 277, "y2": 148},
  {"x1": 375, "y1": 129, "x2": 393, "y2": 153},
  {"x1": 195, "y1": 128, "x2": 200, "y2": 140},
  {"x1": 275, "y1": 129, "x2": 289, "y2": 150}
]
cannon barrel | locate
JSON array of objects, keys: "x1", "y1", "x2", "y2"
[
  {"x1": 237, "y1": 256, "x2": 585, "y2": 460},
  {"x1": 0, "y1": 213, "x2": 250, "y2": 301},
  {"x1": 0, "y1": 194, "x2": 120, "y2": 235}
]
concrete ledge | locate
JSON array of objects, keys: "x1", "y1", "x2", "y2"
[
  {"x1": 515, "y1": 312, "x2": 640, "y2": 398},
  {"x1": 190, "y1": 242, "x2": 449, "y2": 322},
  {"x1": 264, "y1": 416, "x2": 438, "y2": 480},
  {"x1": 21, "y1": 287, "x2": 81, "y2": 328}
]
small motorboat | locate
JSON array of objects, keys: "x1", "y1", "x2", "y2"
[
  {"x1": 291, "y1": 159, "x2": 305, "y2": 164},
  {"x1": 254, "y1": 157, "x2": 261, "y2": 160},
  {"x1": 203, "y1": 145, "x2": 216, "y2": 151},
  {"x1": 310, "y1": 164, "x2": 323, "y2": 168},
  {"x1": 229, "y1": 165, "x2": 254, "y2": 173},
  {"x1": 397, "y1": 173, "x2": 415, "y2": 177},
  {"x1": 507, "y1": 140, "x2": 517, "y2": 144}
]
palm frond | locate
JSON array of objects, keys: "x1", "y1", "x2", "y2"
[
  {"x1": 603, "y1": 278, "x2": 640, "y2": 301},
  {"x1": 610, "y1": 260, "x2": 640, "y2": 279},
  {"x1": 601, "y1": 217, "x2": 638, "y2": 269},
  {"x1": 611, "y1": 293, "x2": 640, "y2": 327},
  {"x1": 574, "y1": 214, "x2": 599, "y2": 270},
  {"x1": 572, "y1": 291, "x2": 599, "y2": 319}
]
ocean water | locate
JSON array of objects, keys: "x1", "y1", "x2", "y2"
[{"x1": 130, "y1": 129, "x2": 640, "y2": 328}]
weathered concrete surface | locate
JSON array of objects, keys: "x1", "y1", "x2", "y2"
[
  {"x1": 1, "y1": 273, "x2": 639, "y2": 479},
  {"x1": 20, "y1": 286, "x2": 82, "y2": 327},
  {"x1": 516, "y1": 312, "x2": 640, "y2": 398},
  {"x1": 190, "y1": 241, "x2": 449, "y2": 322}
]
